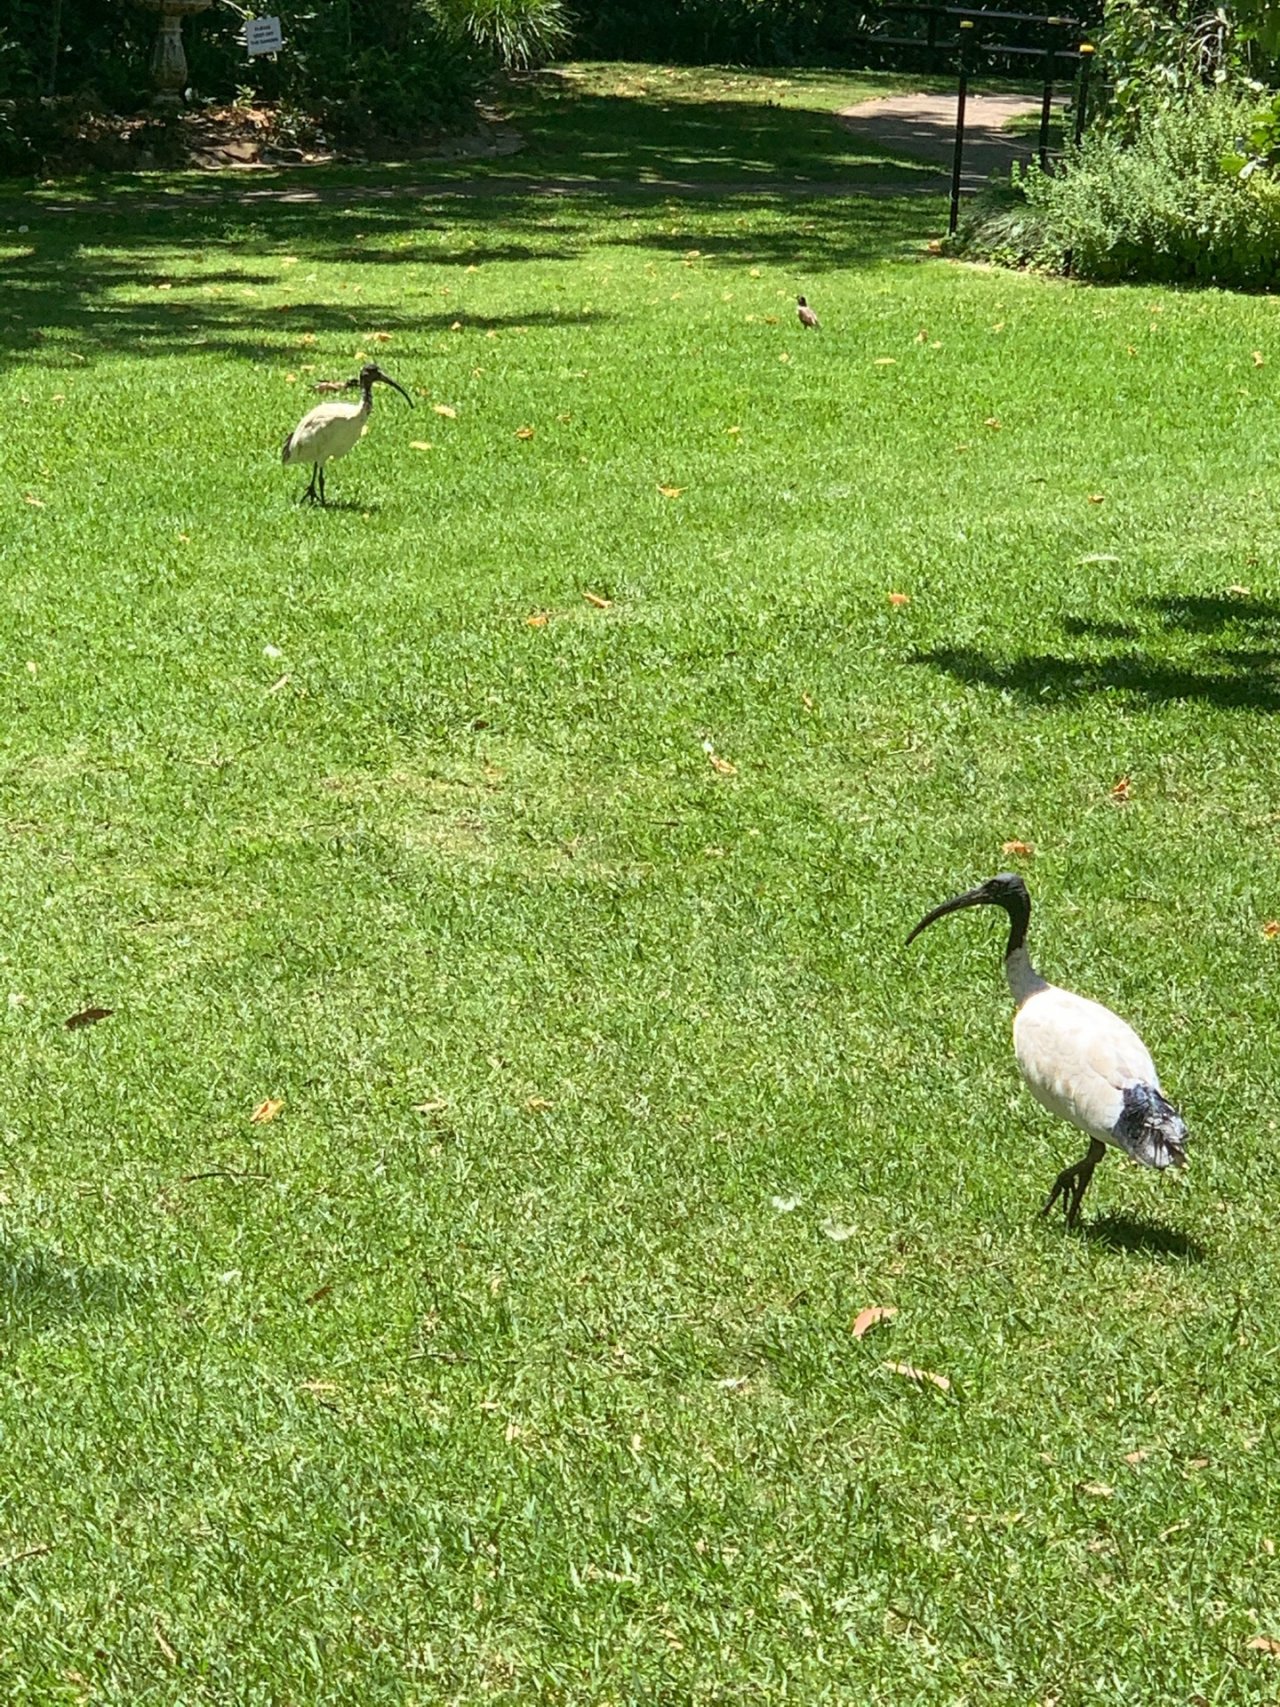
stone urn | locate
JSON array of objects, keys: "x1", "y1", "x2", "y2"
[{"x1": 135, "y1": 0, "x2": 214, "y2": 105}]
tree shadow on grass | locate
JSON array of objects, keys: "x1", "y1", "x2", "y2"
[
  {"x1": 1, "y1": 179, "x2": 937, "y2": 370},
  {"x1": 917, "y1": 593, "x2": 1280, "y2": 714},
  {"x1": 0, "y1": 67, "x2": 952, "y2": 371},
  {"x1": 1082, "y1": 1214, "x2": 1206, "y2": 1262},
  {"x1": 0, "y1": 1239, "x2": 143, "y2": 1334}
]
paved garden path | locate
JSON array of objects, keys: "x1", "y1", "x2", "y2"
[{"x1": 839, "y1": 89, "x2": 1053, "y2": 189}]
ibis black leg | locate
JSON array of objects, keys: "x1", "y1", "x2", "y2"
[
  {"x1": 1042, "y1": 1137, "x2": 1107, "y2": 1228},
  {"x1": 318, "y1": 464, "x2": 327, "y2": 505},
  {"x1": 301, "y1": 467, "x2": 320, "y2": 505}
]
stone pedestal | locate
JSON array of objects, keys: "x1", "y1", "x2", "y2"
[{"x1": 136, "y1": 0, "x2": 214, "y2": 105}]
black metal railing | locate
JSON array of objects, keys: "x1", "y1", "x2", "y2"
[{"x1": 848, "y1": 2, "x2": 1101, "y2": 230}]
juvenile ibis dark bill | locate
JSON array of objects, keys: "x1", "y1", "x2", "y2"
[
  {"x1": 281, "y1": 362, "x2": 413, "y2": 505},
  {"x1": 796, "y1": 295, "x2": 820, "y2": 330},
  {"x1": 906, "y1": 874, "x2": 1189, "y2": 1227}
]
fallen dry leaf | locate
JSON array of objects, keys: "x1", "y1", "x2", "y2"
[
  {"x1": 822, "y1": 1218, "x2": 856, "y2": 1242},
  {"x1": 412, "y1": 1099, "x2": 448, "y2": 1114},
  {"x1": 984, "y1": 416, "x2": 1002, "y2": 429},
  {"x1": 707, "y1": 753, "x2": 738, "y2": 777},
  {"x1": 1254, "y1": 351, "x2": 1265, "y2": 367},
  {"x1": 657, "y1": 484, "x2": 684, "y2": 498},
  {"x1": 1246, "y1": 1636, "x2": 1280, "y2": 1655},
  {"x1": 250, "y1": 1097, "x2": 284, "y2": 1125},
  {"x1": 1124, "y1": 1449, "x2": 1149, "y2": 1465},
  {"x1": 1079, "y1": 1481, "x2": 1114, "y2": 1498},
  {"x1": 525, "y1": 1096, "x2": 554, "y2": 1112},
  {"x1": 1185, "y1": 1456, "x2": 1210, "y2": 1471},
  {"x1": 372, "y1": 331, "x2": 392, "y2": 343},
  {"x1": 154, "y1": 1624, "x2": 178, "y2": 1666},
  {"x1": 1110, "y1": 776, "x2": 1132, "y2": 803},
  {"x1": 1087, "y1": 493, "x2": 1106, "y2": 504},
  {"x1": 1002, "y1": 840, "x2": 1035, "y2": 857},
  {"x1": 1263, "y1": 921, "x2": 1280, "y2": 940},
  {"x1": 583, "y1": 591, "x2": 612, "y2": 609},
  {"x1": 526, "y1": 612, "x2": 549, "y2": 628},
  {"x1": 22, "y1": 494, "x2": 44, "y2": 508},
  {"x1": 1228, "y1": 583, "x2": 1252, "y2": 597},
  {"x1": 408, "y1": 441, "x2": 434, "y2": 452},
  {"x1": 873, "y1": 357, "x2": 897, "y2": 366},
  {"x1": 432, "y1": 403, "x2": 457, "y2": 418},
  {"x1": 852, "y1": 1305, "x2": 898, "y2": 1340},
  {"x1": 305, "y1": 1283, "x2": 333, "y2": 1305},
  {"x1": 887, "y1": 592, "x2": 911, "y2": 607},
  {"x1": 65, "y1": 1005, "x2": 112, "y2": 1031},
  {"x1": 884, "y1": 1361, "x2": 950, "y2": 1392},
  {"x1": 450, "y1": 320, "x2": 463, "y2": 331},
  {"x1": 515, "y1": 426, "x2": 535, "y2": 440}
]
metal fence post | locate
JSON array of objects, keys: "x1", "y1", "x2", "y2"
[
  {"x1": 1074, "y1": 40, "x2": 1096, "y2": 145},
  {"x1": 950, "y1": 18, "x2": 975, "y2": 236}
]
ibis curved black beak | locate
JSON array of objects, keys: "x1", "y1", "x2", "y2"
[
  {"x1": 905, "y1": 883, "x2": 991, "y2": 947},
  {"x1": 375, "y1": 372, "x2": 413, "y2": 407}
]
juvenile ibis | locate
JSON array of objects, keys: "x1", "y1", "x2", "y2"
[
  {"x1": 281, "y1": 362, "x2": 413, "y2": 504},
  {"x1": 906, "y1": 874, "x2": 1189, "y2": 1227},
  {"x1": 796, "y1": 295, "x2": 820, "y2": 330}
]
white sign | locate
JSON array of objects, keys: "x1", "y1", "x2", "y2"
[{"x1": 245, "y1": 16, "x2": 284, "y2": 56}]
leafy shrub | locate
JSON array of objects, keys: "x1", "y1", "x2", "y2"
[
  {"x1": 433, "y1": 0, "x2": 572, "y2": 69},
  {"x1": 954, "y1": 87, "x2": 1280, "y2": 290},
  {"x1": 1024, "y1": 87, "x2": 1280, "y2": 286},
  {"x1": 0, "y1": 0, "x2": 571, "y2": 168},
  {"x1": 1099, "y1": 0, "x2": 1246, "y2": 143}
]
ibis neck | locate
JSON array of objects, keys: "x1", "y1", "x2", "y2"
[
  {"x1": 359, "y1": 378, "x2": 375, "y2": 413},
  {"x1": 996, "y1": 890, "x2": 1041, "y2": 1005},
  {"x1": 1003, "y1": 943, "x2": 1048, "y2": 1007}
]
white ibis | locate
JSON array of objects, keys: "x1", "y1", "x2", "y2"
[
  {"x1": 906, "y1": 874, "x2": 1189, "y2": 1227},
  {"x1": 796, "y1": 295, "x2": 820, "y2": 329},
  {"x1": 281, "y1": 362, "x2": 413, "y2": 504}
]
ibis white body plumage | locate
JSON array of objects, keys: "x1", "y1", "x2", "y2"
[
  {"x1": 908, "y1": 874, "x2": 1188, "y2": 1226},
  {"x1": 282, "y1": 362, "x2": 412, "y2": 504}
]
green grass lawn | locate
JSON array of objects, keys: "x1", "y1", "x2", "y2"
[{"x1": 1, "y1": 61, "x2": 1280, "y2": 1706}]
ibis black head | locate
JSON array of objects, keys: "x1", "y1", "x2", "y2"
[
  {"x1": 352, "y1": 363, "x2": 413, "y2": 406},
  {"x1": 797, "y1": 295, "x2": 809, "y2": 306},
  {"x1": 906, "y1": 872, "x2": 1031, "y2": 950}
]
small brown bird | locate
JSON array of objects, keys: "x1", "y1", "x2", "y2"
[{"x1": 796, "y1": 295, "x2": 820, "y2": 330}]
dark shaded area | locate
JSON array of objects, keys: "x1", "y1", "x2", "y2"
[
  {"x1": 0, "y1": 1241, "x2": 142, "y2": 1334},
  {"x1": 917, "y1": 594, "x2": 1280, "y2": 715},
  {"x1": 1082, "y1": 1214, "x2": 1206, "y2": 1262}
]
